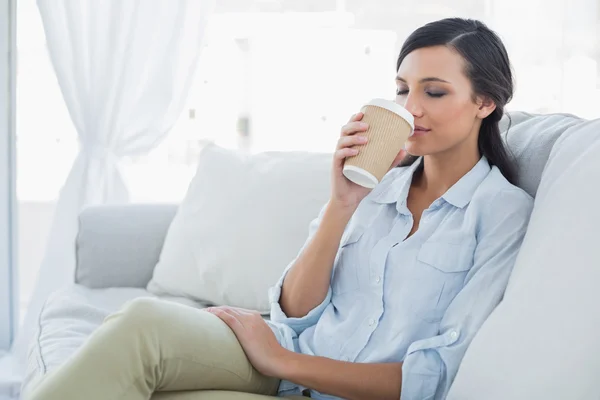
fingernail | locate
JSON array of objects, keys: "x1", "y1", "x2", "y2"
[{"x1": 359, "y1": 136, "x2": 368, "y2": 143}]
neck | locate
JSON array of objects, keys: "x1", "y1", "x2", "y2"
[{"x1": 416, "y1": 145, "x2": 481, "y2": 197}]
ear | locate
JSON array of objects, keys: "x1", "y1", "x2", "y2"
[{"x1": 476, "y1": 96, "x2": 496, "y2": 119}]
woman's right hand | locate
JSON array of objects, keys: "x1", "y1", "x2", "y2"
[{"x1": 330, "y1": 112, "x2": 373, "y2": 210}]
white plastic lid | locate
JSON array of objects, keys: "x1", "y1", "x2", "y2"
[
  {"x1": 342, "y1": 165, "x2": 379, "y2": 189},
  {"x1": 366, "y1": 98, "x2": 414, "y2": 129}
]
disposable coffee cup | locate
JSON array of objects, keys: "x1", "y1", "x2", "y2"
[{"x1": 343, "y1": 98, "x2": 414, "y2": 188}]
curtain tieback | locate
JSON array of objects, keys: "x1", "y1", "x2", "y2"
[{"x1": 81, "y1": 144, "x2": 119, "y2": 163}]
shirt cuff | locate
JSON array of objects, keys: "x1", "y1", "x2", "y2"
[
  {"x1": 401, "y1": 369, "x2": 440, "y2": 400},
  {"x1": 401, "y1": 328, "x2": 461, "y2": 399}
]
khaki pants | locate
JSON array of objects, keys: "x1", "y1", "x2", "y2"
[{"x1": 23, "y1": 298, "x2": 307, "y2": 400}]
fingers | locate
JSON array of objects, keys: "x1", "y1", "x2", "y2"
[
  {"x1": 340, "y1": 121, "x2": 369, "y2": 137},
  {"x1": 206, "y1": 307, "x2": 244, "y2": 330},
  {"x1": 205, "y1": 306, "x2": 259, "y2": 325},
  {"x1": 206, "y1": 306, "x2": 256, "y2": 316},
  {"x1": 334, "y1": 148, "x2": 358, "y2": 165},
  {"x1": 230, "y1": 307, "x2": 260, "y2": 315},
  {"x1": 333, "y1": 131, "x2": 368, "y2": 166},
  {"x1": 347, "y1": 112, "x2": 364, "y2": 123},
  {"x1": 333, "y1": 112, "x2": 369, "y2": 167},
  {"x1": 337, "y1": 134, "x2": 367, "y2": 150}
]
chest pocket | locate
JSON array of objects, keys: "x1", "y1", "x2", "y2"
[
  {"x1": 331, "y1": 228, "x2": 367, "y2": 295},
  {"x1": 408, "y1": 238, "x2": 476, "y2": 322}
]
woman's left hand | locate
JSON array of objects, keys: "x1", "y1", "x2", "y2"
[{"x1": 205, "y1": 306, "x2": 288, "y2": 378}]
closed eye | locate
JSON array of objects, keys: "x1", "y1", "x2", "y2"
[
  {"x1": 396, "y1": 88, "x2": 446, "y2": 98},
  {"x1": 427, "y1": 92, "x2": 446, "y2": 98}
]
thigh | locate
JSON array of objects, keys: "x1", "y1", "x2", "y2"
[
  {"x1": 116, "y1": 298, "x2": 280, "y2": 395},
  {"x1": 151, "y1": 391, "x2": 307, "y2": 400}
]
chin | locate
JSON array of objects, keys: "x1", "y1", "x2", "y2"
[{"x1": 404, "y1": 145, "x2": 427, "y2": 157}]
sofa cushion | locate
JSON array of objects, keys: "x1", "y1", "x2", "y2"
[
  {"x1": 147, "y1": 144, "x2": 331, "y2": 313},
  {"x1": 76, "y1": 204, "x2": 178, "y2": 289},
  {"x1": 448, "y1": 117, "x2": 600, "y2": 399},
  {"x1": 499, "y1": 111, "x2": 583, "y2": 197}
]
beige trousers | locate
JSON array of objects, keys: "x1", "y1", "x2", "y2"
[{"x1": 23, "y1": 298, "x2": 307, "y2": 400}]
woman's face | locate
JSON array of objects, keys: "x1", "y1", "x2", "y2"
[{"x1": 395, "y1": 45, "x2": 494, "y2": 158}]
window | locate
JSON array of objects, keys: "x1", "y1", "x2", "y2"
[
  {"x1": 152, "y1": 0, "x2": 600, "y2": 177},
  {"x1": 16, "y1": 0, "x2": 76, "y2": 325},
  {"x1": 1, "y1": 0, "x2": 17, "y2": 350}
]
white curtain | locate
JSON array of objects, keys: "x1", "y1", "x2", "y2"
[{"x1": 1, "y1": 0, "x2": 215, "y2": 396}]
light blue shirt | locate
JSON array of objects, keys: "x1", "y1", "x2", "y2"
[{"x1": 267, "y1": 156, "x2": 534, "y2": 399}]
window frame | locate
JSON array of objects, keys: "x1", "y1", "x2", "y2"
[{"x1": 0, "y1": 0, "x2": 18, "y2": 351}]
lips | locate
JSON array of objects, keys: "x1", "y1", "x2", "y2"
[{"x1": 412, "y1": 125, "x2": 431, "y2": 136}]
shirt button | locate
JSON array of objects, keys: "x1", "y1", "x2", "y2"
[
  {"x1": 449, "y1": 330, "x2": 458, "y2": 340},
  {"x1": 375, "y1": 276, "x2": 381, "y2": 283},
  {"x1": 368, "y1": 318, "x2": 376, "y2": 326}
]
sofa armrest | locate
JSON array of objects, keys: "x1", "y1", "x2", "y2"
[{"x1": 75, "y1": 204, "x2": 178, "y2": 289}]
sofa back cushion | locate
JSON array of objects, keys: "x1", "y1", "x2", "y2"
[
  {"x1": 448, "y1": 117, "x2": 600, "y2": 399},
  {"x1": 147, "y1": 144, "x2": 331, "y2": 312},
  {"x1": 499, "y1": 111, "x2": 582, "y2": 197},
  {"x1": 76, "y1": 204, "x2": 178, "y2": 288}
]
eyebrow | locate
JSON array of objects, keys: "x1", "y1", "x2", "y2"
[{"x1": 395, "y1": 76, "x2": 450, "y2": 84}]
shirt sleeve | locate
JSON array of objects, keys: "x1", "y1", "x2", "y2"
[
  {"x1": 269, "y1": 202, "x2": 332, "y2": 336},
  {"x1": 401, "y1": 189, "x2": 534, "y2": 400}
]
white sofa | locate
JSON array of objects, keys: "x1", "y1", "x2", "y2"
[{"x1": 22, "y1": 111, "x2": 600, "y2": 399}]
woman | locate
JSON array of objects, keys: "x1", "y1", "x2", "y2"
[{"x1": 25, "y1": 18, "x2": 533, "y2": 400}]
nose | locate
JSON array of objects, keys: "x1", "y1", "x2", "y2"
[{"x1": 399, "y1": 93, "x2": 423, "y2": 118}]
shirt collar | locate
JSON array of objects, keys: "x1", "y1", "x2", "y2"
[
  {"x1": 442, "y1": 156, "x2": 491, "y2": 208},
  {"x1": 371, "y1": 156, "x2": 491, "y2": 210},
  {"x1": 370, "y1": 157, "x2": 423, "y2": 214}
]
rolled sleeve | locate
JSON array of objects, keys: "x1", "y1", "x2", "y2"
[
  {"x1": 268, "y1": 203, "x2": 332, "y2": 336},
  {"x1": 401, "y1": 189, "x2": 534, "y2": 400},
  {"x1": 402, "y1": 329, "x2": 460, "y2": 400},
  {"x1": 269, "y1": 268, "x2": 332, "y2": 335}
]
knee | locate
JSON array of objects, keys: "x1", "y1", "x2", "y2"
[{"x1": 105, "y1": 297, "x2": 169, "y2": 332}]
